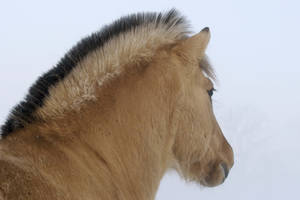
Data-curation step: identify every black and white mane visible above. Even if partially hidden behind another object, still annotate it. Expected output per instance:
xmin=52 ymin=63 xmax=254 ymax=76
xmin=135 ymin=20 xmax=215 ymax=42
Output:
xmin=1 ymin=9 xmax=189 ymax=138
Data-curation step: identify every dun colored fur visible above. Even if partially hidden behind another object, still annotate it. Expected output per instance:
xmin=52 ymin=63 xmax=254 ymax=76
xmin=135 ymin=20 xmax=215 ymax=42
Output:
xmin=0 ymin=10 xmax=234 ymax=200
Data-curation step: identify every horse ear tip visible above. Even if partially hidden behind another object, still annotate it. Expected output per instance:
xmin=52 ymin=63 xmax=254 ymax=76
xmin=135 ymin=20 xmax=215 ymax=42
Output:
xmin=201 ymin=27 xmax=210 ymax=32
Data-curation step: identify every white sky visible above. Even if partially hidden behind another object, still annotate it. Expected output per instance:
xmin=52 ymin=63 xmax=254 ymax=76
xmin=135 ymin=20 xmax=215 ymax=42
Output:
xmin=0 ymin=1 xmax=299 ymax=199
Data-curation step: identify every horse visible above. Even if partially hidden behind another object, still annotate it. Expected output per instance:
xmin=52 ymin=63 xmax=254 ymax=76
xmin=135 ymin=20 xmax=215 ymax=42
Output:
xmin=0 ymin=9 xmax=234 ymax=200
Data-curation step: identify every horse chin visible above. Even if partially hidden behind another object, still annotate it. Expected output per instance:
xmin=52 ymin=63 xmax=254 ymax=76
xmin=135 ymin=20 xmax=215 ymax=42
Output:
xmin=186 ymin=161 xmax=228 ymax=187
xmin=199 ymin=163 xmax=228 ymax=187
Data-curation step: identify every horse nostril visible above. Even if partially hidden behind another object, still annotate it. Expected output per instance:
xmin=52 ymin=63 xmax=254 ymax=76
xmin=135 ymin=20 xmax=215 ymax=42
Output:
xmin=220 ymin=163 xmax=229 ymax=179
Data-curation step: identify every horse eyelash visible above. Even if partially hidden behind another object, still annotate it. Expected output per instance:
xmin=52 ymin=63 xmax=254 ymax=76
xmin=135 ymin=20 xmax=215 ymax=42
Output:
xmin=207 ymin=88 xmax=216 ymax=97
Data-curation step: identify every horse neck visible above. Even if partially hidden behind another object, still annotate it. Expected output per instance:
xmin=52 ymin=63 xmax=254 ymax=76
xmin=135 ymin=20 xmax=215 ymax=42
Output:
xmin=2 ymin=62 xmax=178 ymax=199
xmin=47 ymin=66 xmax=177 ymax=199
xmin=82 ymin=68 xmax=176 ymax=199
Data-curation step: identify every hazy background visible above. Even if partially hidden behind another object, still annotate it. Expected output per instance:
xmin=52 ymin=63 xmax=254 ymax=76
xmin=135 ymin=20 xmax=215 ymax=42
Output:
xmin=0 ymin=1 xmax=299 ymax=199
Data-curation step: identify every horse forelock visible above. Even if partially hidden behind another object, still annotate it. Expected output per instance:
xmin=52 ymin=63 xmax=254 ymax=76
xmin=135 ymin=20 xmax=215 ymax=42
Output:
xmin=0 ymin=9 xmax=190 ymax=138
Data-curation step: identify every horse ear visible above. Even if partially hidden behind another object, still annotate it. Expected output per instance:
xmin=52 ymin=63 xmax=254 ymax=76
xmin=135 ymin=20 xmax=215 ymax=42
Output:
xmin=176 ymin=27 xmax=210 ymax=60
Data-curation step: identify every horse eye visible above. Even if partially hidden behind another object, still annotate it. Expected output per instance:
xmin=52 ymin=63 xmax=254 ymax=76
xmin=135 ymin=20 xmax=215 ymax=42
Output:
xmin=207 ymin=88 xmax=215 ymax=97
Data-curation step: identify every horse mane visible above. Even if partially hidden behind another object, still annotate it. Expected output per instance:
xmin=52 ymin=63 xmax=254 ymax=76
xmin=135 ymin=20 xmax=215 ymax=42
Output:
xmin=1 ymin=9 xmax=192 ymax=138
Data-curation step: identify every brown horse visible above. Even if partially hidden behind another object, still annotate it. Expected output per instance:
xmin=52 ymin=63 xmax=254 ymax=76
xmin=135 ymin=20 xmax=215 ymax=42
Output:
xmin=0 ymin=10 xmax=233 ymax=200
